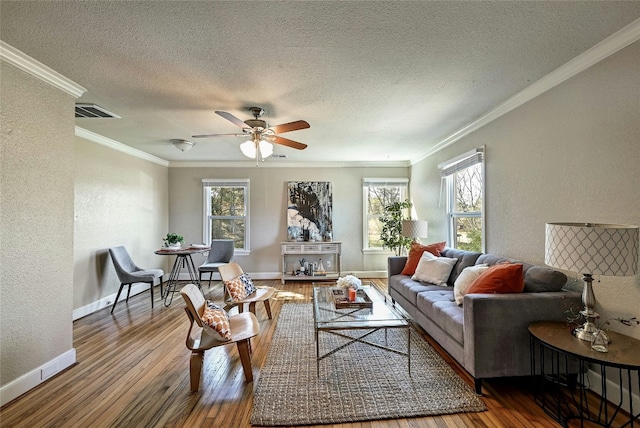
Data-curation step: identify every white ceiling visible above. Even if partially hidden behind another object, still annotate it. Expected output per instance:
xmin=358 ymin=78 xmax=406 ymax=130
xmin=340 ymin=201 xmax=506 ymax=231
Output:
xmin=2 ymin=1 xmax=639 ymax=165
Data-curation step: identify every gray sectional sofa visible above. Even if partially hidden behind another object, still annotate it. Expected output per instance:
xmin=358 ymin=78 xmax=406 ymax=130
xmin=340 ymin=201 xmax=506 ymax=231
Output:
xmin=388 ymin=247 xmax=582 ymax=394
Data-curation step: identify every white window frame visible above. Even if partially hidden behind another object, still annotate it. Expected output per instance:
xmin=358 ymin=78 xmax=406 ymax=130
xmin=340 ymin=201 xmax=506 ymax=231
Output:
xmin=362 ymin=177 xmax=409 ymax=252
xmin=438 ymin=147 xmax=485 ymax=253
xmin=202 ymin=178 xmax=250 ymax=255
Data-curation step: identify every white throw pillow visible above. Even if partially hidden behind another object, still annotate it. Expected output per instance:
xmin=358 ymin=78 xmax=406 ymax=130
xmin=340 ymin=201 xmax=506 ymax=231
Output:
xmin=411 ymin=252 xmax=458 ymax=286
xmin=453 ymin=264 xmax=490 ymax=305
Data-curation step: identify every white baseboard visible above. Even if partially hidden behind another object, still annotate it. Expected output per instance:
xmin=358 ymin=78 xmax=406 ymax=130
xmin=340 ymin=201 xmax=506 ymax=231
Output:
xmin=1 ymin=348 xmax=76 ymax=407
xmin=72 ymin=271 xmax=389 ymax=321
xmin=587 ymin=368 xmax=640 ymax=415
xmin=73 ymin=282 xmax=156 ymax=320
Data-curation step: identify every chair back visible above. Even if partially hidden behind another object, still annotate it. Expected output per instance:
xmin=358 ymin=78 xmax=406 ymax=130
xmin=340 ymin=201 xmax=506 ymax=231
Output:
xmin=218 ymin=262 xmax=244 ymax=283
xmin=108 ymin=246 xmax=138 ymax=282
xmin=180 ymin=283 xmax=206 ymax=328
xmin=206 ymin=239 xmax=235 ymax=264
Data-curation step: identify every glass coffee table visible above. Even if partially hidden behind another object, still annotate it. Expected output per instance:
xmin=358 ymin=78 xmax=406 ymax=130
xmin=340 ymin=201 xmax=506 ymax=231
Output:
xmin=313 ymin=283 xmax=411 ymax=376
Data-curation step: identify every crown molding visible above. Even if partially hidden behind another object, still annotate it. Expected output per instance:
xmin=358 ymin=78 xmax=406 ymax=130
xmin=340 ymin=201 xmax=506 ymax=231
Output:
xmin=169 ymin=160 xmax=410 ymax=168
xmin=412 ymin=17 xmax=640 ymax=164
xmin=75 ymin=127 xmax=169 ymax=167
xmin=0 ymin=40 xmax=86 ymax=98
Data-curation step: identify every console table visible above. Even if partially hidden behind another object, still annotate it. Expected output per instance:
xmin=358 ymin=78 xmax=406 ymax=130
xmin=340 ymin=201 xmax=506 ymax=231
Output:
xmin=529 ymin=321 xmax=640 ymax=427
xmin=281 ymin=242 xmax=341 ymax=284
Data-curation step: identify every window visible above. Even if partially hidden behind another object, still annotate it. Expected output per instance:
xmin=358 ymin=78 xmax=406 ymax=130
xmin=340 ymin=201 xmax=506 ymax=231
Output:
xmin=202 ymin=179 xmax=249 ymax=252
xmin=362 ymin=178 xmax=408 ymax=251
xmin=439 ymin=148 xmax=484 ymax=252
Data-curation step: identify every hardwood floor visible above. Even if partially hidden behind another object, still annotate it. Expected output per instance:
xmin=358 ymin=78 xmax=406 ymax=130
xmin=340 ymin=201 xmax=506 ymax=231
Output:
xmin=0 ymin=279 xmax=627 ymax=427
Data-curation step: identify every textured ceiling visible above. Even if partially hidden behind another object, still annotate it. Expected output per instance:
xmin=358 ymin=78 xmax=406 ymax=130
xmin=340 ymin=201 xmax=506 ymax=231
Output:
xmin=2 ymin=1 xmax=639 ymax=164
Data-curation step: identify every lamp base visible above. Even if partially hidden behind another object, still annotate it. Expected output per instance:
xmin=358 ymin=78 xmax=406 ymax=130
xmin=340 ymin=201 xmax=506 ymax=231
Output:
xmin=573 ymin=320 xmax=610 ymax=343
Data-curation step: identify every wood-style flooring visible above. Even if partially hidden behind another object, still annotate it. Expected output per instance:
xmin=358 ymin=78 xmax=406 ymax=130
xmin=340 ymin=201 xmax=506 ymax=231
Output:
xmin=0 ymin=279 xmax=628 ymax=427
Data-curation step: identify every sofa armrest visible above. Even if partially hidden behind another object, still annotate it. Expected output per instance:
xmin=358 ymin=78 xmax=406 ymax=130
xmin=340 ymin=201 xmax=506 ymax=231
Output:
xmin=388 ymin=256 xmax=407 ymax=278
xmin=463 ymin=291 xmax=582 ymax=379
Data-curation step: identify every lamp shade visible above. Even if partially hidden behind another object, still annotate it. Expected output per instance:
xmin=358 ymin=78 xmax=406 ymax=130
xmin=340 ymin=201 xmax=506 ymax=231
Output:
xmin=402 ymin=220 xmax=429 ymax=239
xmin=545 ymin=223 xmax=639 ymax=276
xmin=240 ymin=139 xmax=273 ymax=159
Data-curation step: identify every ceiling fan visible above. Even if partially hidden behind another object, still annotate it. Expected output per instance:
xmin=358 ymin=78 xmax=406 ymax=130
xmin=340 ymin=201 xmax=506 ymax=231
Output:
xmin=192 ymin=107 xmax=310 ymax=160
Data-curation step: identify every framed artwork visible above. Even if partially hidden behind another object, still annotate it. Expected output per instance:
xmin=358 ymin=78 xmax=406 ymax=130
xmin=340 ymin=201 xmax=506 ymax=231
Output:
xmin=287 ymin=181 xmax=333 ymax=241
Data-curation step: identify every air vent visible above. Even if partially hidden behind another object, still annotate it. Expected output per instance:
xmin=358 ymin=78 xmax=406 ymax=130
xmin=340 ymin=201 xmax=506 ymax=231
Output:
xmin=270 ymin=154 xmax=287 ymax=159
xmin=75 ymin=103 xmax=120 ymax=118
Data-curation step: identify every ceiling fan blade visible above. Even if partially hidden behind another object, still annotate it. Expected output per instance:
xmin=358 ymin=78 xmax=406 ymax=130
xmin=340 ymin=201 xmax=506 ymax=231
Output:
xmin=269 ymin=120 xmax=310 ymax=134
xmin=272 ymin=135 xmax=308 ymax=150
xmin=192 ymin=133 xmax=245 ymax=138
xmin=215 ymin=111 xmax=250 ymax=129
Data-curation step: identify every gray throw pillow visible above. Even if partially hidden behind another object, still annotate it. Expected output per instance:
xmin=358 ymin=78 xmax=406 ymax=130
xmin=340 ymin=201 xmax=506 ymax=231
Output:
xmin=524 ymin=266 xmax=567 ymax=292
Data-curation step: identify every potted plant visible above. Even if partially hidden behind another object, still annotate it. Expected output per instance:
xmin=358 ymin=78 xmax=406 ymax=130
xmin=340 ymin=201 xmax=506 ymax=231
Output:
xmin=163 ymin=233 xmax=184 ymax=249
xmin=379 ymin=199 xmax=413 ymax=256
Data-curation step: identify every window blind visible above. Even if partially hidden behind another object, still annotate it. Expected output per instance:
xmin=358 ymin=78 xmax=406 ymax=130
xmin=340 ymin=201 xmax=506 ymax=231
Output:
xmin=438 ymin=147 xmax=484 ymax=177
xmin=362 ymin=178 xmax=408 ymax=187
xmin=202 ymin=178 xmax=249 ymax=187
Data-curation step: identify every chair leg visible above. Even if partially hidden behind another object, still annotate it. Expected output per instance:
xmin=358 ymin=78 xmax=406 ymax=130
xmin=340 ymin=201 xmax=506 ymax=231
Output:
xmin=236 ymin=339 xmax=253 ymax=382
xmin=208 ymin=272 xmax=213 ymax=289
xmin=159 ymin=275 xmax=163 ymax=297
xmin=149 ymin=281 xmax=154 ymax=309
xmin=126 ymin=284 xmax=131 ymax=302
xmin=190 ymin=350 xmax=205 ymax=392
xmin=248 ymin=301 xmax=257 ymax=315
xmin=111 ymin=283 xmax=126 ymax=314
xmin=264 ymin=299 xmax=273 ymax=319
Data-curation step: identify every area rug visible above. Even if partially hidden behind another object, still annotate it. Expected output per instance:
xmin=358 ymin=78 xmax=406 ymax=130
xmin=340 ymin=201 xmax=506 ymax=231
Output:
xmin=251 ymin=303 xmax=486 ymax=426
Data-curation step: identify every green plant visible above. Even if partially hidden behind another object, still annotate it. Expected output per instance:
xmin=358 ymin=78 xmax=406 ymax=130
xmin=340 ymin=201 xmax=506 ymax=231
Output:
xmin=163 ymin=233 xmax=184 ymax=245
xmin=379 ymin=199 xmax=413 ymax=256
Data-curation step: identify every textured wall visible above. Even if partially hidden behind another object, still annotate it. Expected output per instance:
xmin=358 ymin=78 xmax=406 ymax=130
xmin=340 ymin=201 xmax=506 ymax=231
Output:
xmin=0 ymin=63 xmax=75 ymax=384
xmin=73 ymin=137 xmax=168 ymax=309
xmin=412 ymin=41 xmax=640 ymax=339
xmin=168 ymin=166 xmax=409 ymax=274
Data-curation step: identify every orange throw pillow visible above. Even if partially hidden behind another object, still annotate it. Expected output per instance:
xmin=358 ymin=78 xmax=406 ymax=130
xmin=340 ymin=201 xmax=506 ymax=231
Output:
xmin=400 ymin=241 xmax=446 ymax=276
xmin=466 ymin=263 xmax=525 ymax=295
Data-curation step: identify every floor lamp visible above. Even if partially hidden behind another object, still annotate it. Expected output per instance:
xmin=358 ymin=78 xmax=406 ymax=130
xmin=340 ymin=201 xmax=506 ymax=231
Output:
xmin=545 ymin=222 xmax=639 ymax=342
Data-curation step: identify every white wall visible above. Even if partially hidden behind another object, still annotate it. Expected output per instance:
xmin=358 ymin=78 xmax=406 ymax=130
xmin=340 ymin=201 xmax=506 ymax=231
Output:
xmin=73 ymin=136 xmax=169 ymax=316
xmin=0 ymin=62 xmax=76 ymax=400
xmin=411 ymin=41 xmax=640 ymax=339
xmin=168 ymin=165 xmax=409 ymax=276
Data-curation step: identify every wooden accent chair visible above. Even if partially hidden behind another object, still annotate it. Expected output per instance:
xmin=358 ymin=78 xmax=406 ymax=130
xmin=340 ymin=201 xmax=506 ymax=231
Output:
xmin=217 ymin=262 xmax=275 ymax=319
xmin=108 ymin=246 xmax=164 ymax=314
xmin=180 ymin=283 xmax=260 ymax=392
xmin=198 ymin=239 xmax=235 ymax=289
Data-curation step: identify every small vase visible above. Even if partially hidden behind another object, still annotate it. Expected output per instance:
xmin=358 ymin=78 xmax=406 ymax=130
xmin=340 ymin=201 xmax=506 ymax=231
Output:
xmin=591 ymin=329 xmax=609 ymax=353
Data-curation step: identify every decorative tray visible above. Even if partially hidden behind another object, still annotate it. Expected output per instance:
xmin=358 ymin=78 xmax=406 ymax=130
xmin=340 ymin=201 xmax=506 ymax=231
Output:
xmin=332 ymin=288 xmax=373 ymax=309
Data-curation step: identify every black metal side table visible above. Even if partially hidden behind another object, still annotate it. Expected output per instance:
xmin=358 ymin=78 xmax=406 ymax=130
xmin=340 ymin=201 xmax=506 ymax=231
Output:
xmin=529 ymin=321 xmax=640 ymax=427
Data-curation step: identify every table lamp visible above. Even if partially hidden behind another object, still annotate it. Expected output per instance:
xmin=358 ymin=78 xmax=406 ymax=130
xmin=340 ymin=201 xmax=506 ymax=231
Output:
xmin=402 ymin=220 xmax=429 ymax=243
xmin=545 ymin=222 xmax=639 ymax=342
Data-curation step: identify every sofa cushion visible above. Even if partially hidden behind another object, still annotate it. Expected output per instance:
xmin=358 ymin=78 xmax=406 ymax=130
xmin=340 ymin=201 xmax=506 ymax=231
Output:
xmin=400 ymin=241 xmax=446 ymax=276
xmin=453 ymin=264 xmax=489 ymax=305
xmin=416 ymin=290 xmax=464 ymax=344
xmin=466 ymin=263 xmax=525 ymax=295
xmin=476 ymin=254 xmax=567 ymax=292
xmin=524 ymin=266 xmax=568 ymax=292
xmin=390 ymin=275 xmax=444 ymax=306
xmin=440 ymin=248 xmax=483 ymax=286
xmin=411 ymin=252 xmax=458 ymax=286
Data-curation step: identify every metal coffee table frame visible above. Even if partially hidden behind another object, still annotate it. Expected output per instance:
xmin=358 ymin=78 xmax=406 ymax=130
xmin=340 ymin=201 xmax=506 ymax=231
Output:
xmin=313 ymin=284 xmax=410 ymax=376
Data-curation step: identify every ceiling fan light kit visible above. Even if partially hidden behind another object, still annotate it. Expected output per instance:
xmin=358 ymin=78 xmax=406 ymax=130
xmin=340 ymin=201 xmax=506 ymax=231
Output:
xmin=191 ymin=106 xmax=310 ymax=163
xmin=171 ymin=139 xmax=194 ymax=151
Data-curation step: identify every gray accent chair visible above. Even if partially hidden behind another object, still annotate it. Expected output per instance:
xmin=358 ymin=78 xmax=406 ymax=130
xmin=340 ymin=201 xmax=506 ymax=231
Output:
xmin=198 ymin=239 xmax=235 ymax=288
xmin=108 ymin=246 xmax=164 ymax=314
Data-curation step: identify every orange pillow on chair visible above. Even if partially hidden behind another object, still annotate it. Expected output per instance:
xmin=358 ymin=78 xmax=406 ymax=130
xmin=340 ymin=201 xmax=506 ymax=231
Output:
xmin=465 ymin=263 xmax=525 ymax=295
xmin=400 ymin=241 xmax=446 ymax=276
